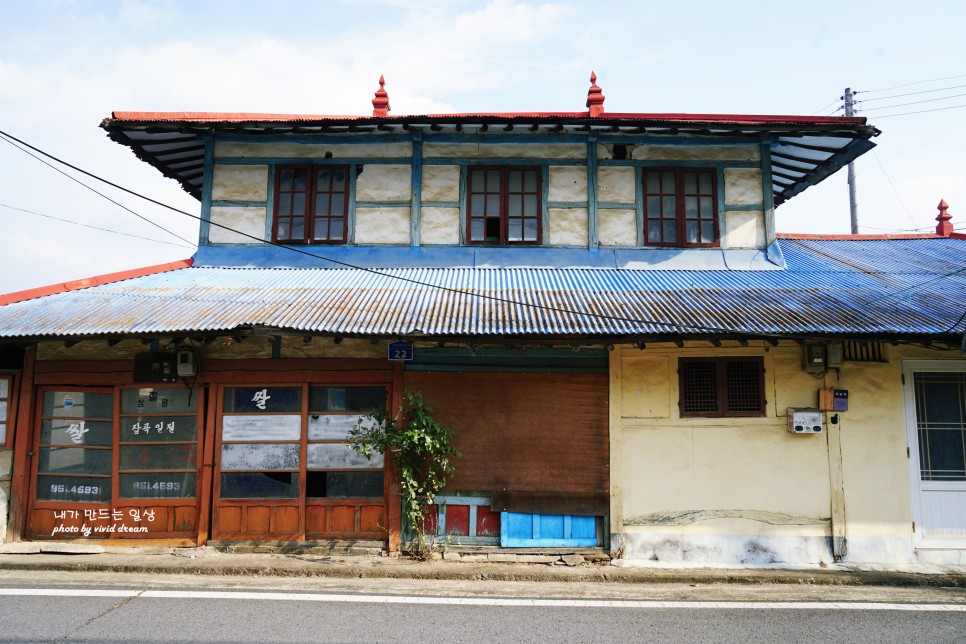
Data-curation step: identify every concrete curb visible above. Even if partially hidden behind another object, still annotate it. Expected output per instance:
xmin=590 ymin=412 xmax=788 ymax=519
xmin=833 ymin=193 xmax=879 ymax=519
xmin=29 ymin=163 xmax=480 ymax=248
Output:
xmin=0 ymin=552 xmax=964 ymax=588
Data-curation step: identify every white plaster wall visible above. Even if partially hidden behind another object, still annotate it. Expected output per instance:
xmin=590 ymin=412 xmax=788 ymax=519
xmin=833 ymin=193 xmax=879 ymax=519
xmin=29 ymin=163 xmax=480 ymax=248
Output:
xmin=356 ymin=165 xmax=411 ymax=202
xmin=548 ymin=167 xmax=587 ymax=202
xmin=547 ymin=208 xmax=588 ymax=246
xmin=354 ymin=207 xmax=410 ymax=244
xmin=211 ymin=165 xmax=269 ymax=202
xmin=208 ymin=206 xmax=267 ymax=244
xmin=724 ymin=168 xmax=763 ymax=206
xmin=598 ymin=210 xmax=637 ymax=247
xmin=723 ymin=210 xmax=765 ymax=248
xmin=420 ymin=207 xmax=460 ymax=245
xmin=597 ymin=167 xmax=636 ymax=203
xmin=423 ymin=143 xmax=585 ymax=159
xmin=421 ymin=165 xmax=460 ymax=202
xmin=630 ymin=145 xmax=760 ymax=162
xmin=214 ymin=141 xmax=412 ymax=159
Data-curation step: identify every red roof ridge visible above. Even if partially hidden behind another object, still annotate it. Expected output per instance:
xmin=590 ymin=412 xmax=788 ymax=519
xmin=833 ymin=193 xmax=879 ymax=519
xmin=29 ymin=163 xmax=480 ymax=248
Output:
xmin=0 ymin=259 xmax=193 ymax=306
xmin=778 ymin=232 xmax=945 ymax=241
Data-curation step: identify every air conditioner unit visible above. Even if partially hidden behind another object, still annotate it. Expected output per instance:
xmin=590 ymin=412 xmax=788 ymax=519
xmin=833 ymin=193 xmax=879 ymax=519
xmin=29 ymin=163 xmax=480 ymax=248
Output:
xmin=787 ymin=408 xmax=823 ymax=434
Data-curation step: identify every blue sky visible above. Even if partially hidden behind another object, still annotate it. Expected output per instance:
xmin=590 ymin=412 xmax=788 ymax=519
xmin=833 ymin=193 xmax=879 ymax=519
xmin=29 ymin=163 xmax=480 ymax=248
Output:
xmin=1 ymin=0 xmax=964 ymax=292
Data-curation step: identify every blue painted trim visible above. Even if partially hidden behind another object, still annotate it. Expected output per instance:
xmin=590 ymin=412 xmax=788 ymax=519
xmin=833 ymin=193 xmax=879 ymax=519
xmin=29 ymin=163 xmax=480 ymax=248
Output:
xmin=635 ymin=165 xmax=644 ymax=246
xmin=541 ymin=165 xmax=550 ymax=243
xmin=725 ymin=204 xmax=765 ymax=211
xmin=411 ymin=133 xmax=422 ymax=247
xmin=347 ymin=164 xmax=357 ymax=244
xmin=761 ymin=141 xmax=777 ymax=254
xmin=355 ymin=200 xmax=411 ymax=208
xmin=215 ymin=157 xmax=412 ymax=166
xmin=424 ymin=158 xmax=585 ymax=167
xmin=216 ymin=133 xmax=413 ymax=145
xmin=420 ymin=201 xmax=459 ymax=208
xmin=716 ymin=167 xmax=727 ymax=245
xmin=434 ymin=495 xmax=492 ymax=506
xmin=504 ymin=538 xmax=601 ymax=547
xmin=587 ymin=135 xmax=599 ymax=250
xmin=199 ymin=136 xmax=214 ymax=245
xmin=210 ymin=200 xmax=267 ymax=208
xmin=499 ymin=511 xmax=600 ymax=547
xmin=599 ymin=202 xmax=635 ymax=210
xmin=546 ymin=201 xmax=588 ymax=209
xmin=264 ymin=165 xmax=276 ymax=242
xmin=596 ymin=160 xmax=760 ymax=169
xmin=458 ymin=164 xmax=467 ymax=243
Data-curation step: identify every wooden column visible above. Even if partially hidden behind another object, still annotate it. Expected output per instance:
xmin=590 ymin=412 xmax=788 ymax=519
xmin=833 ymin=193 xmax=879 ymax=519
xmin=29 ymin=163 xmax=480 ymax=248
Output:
xmin=7 ymin=345 xmax=36 ymax=541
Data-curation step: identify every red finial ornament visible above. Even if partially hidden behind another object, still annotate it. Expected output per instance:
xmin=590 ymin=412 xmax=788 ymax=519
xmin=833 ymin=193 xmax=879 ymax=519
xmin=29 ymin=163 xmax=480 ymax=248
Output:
xmin=586 ymin=71 xmax=605 ymax=117
xmin=372 ymin=75 xmax=390 ymax=117
xmin=936 ymin=199 xmax=954 ymax=237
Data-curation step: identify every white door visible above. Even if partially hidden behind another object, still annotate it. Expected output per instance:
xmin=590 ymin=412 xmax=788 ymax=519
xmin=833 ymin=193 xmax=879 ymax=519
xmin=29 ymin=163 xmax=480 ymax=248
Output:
xmin=904 ymin=361 xmax=966 ymax=548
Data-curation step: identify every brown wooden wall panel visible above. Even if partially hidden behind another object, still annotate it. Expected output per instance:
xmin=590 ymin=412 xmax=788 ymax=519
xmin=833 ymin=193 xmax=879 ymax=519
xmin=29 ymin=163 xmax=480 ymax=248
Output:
xmin=275 ymin=506 xmax=299 ymax=533
xmin=217 ymin=506 xmax=242 ymax=533
xmin=330 ymin=506 xmax=356 ymax=533
xmin=359 ymin=505 xmax=384 ymax=532
xmin=174 ymin=507 xmax=197 ymax=532
xmin=405 ymin=372 xmax=609 ymax=497
xmin=247 ymin=506 xmax=270 ymax=533
xmin=305 ymin=506 xmax=326 ymax=533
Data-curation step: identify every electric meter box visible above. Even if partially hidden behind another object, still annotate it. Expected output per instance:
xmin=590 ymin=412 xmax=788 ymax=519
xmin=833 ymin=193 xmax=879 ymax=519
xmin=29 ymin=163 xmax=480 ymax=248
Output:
xmin=787 ymin=408 xmax=824 ymax=434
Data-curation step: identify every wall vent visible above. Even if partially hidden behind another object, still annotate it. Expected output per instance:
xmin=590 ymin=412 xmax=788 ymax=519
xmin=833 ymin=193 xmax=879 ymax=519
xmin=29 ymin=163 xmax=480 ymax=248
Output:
xmin=843 ymin=341 xmax=887 ymax=362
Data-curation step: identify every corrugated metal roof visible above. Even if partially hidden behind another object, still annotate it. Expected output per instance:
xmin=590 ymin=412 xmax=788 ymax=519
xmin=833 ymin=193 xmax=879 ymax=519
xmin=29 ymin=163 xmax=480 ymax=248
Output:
xmin=1 ymin=239 xmax=962 ymax=342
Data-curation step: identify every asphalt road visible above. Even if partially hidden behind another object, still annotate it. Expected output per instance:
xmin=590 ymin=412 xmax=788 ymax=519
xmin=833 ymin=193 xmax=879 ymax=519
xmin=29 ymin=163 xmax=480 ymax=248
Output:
xmin=0 ymin=571 xmax=963 ymax=643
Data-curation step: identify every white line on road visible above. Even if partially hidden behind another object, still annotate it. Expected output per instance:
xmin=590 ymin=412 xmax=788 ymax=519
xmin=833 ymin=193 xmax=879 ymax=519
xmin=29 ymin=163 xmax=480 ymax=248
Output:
xmin=0 ymin=588 xmax=963 ymax=611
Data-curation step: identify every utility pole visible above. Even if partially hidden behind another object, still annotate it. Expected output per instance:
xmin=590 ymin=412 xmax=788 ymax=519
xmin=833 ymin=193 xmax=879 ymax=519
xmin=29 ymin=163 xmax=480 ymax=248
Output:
xmin=844 ymin=88 xmax=859 ymax=234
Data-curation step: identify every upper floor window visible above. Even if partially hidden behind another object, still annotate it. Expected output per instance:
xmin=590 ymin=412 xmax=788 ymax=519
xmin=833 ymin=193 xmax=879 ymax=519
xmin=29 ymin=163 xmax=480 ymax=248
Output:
xmin=0 ymin=374 xmax=13 ymax=447
xmin=273 ymin=166 xmax=348 ymax=244
xmin=679 ymin=357 xmax=765 ymax=418
xmin=643 ymin=168 xmax=718 ymax=247
xmin=467 ymin=167 xmax=542 ymax=244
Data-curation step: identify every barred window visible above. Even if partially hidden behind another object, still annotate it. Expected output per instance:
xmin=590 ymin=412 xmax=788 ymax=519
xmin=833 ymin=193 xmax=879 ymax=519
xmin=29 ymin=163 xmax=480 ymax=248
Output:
xmin=679 ymin=357 xmax=765 ymax=417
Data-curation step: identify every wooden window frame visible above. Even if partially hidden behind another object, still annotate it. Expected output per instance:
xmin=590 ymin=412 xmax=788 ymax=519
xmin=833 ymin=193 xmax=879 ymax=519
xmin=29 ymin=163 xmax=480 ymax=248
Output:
xmin=272 ymin=165 xmax=350 ymax=245
xmin=679 ymin=357 xmax=766 ymax=418
xmin=0 ymin=371 xmax=17 ymax=449
xmin=466 ymin=166 xmax=543 ymax=245
xmin=643 ymin=167 xmax=719 ymax=248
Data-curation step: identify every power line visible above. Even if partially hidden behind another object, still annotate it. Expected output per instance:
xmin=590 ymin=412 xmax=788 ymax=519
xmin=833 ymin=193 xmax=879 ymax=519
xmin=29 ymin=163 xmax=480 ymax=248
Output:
xmin=812 ymin=98 xmax=841 ymax=116
xmin=871 ymin=102 xmax=966 ymax=119
xmin=869 ymin=151 xmax=917 ymax=229
xmin=857 ymin=83 xmax=966 ymax=102
xmin=858 ymin=74 xmax=966 ymax=94
xmin=0 ymin=202 xmax=195 ymax=249
xmin=858 ymin=91 xmax=966 ymax=112
xmin=1 ymin=128 xmax=961 ymax=338
xmin=0 ymin=133 xmax=195 ymax=246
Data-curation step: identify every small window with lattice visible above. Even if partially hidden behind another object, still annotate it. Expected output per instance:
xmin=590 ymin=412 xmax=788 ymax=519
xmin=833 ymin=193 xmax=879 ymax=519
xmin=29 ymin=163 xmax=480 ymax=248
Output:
xmin=679 ymin=357 xmax=765 ymax=417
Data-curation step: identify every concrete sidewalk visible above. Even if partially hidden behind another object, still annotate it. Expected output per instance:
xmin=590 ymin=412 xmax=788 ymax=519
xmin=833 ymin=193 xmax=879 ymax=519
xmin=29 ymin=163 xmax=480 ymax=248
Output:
xmin=1 ymin=542 xmax=965 ymax=588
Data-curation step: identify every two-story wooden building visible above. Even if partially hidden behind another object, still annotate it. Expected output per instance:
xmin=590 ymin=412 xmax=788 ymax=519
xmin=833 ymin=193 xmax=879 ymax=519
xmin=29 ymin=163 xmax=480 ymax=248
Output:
xmin=1 ymin=76 xmax=964 ymax=566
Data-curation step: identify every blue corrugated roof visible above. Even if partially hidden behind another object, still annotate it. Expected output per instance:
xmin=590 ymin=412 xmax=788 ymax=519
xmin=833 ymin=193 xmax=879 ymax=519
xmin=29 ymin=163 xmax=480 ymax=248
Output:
xmin=0 ymin=238 xmax=962 ymax=341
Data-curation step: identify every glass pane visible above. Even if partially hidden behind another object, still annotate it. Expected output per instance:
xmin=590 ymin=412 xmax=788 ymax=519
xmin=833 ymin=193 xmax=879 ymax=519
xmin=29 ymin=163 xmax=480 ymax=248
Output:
xmin=663 ymin=220 xmax=677 ymax=242
xmin=699 ymin=172 xmax=713 ymax=193
xmin=646 ymin=196 xmax=660 ymax=216
xmin=41 ymin=420 xmax=112 ymax=446
xmin=508 ymin=195 xmax=522 ymax=217
xmin=307 ymin=443 xmax=383 ymax=469
xmin=684 ymin=172 xmax=697 ymax=193
xmin=291 ymin=218 xmax=304 ymax=240
xmin=523 ymin=171 xmax=537 ymax=192
xmin=647 ymin=220 xmax=662 ymax=243
xmin=121 ymin=473 xmax=197 ymax=499
xmin=121 ymin=388 xmax=196 ymax=414
xmin=43 ymin=392 xmax=113 ymax=419
xmin=701 ymin=221 xmax=715 ymax=243
xmin=36 ymin=475 xmax=111 ymax=503
xmin=309 ymin=386 xmax=386 ymax=412
xmin=330 ymin=217 xmax=344 ymax=240
xmin=276 ymin=220 xmax=289 ymax=239
xmin=120 ymin=444 xmax=197 ymax=471
xmin=278 ymin=193 xmax=291 ymax=214
xmin=316 ymin=168 xmax=331 ymax=188
xmin=470 ymin=195 xmax=484 ymax=215
xmin=470 ymin=170 xmax=484 ymax=192
xmin=486 ymin=195 xmax=500 ymax=214
xmin=700 ymin=196 xmax=714 ymax=216
xmin=486 ymin=170 xmax=499 ymax=186
xmin=308 ymin=414 xmax=366 ymax=440
xmin=222 ymin=414 xmax=301 ymax=441
xmin=523 ymin=194 xmax=538 ymax=216
xmin=0 ymin=423 xmax=5 ymax=444
xmin=508 ymin=171 xmax=521 ymax=192
xmin=314 ymin=196 xmax=330 ymax=216
xmin=645 ymin=173 xmax=659 ymax=193
xmin=915 ymin=372 xmax=966 ymax=481
xmin=293 ymin=170 xmax=307 ymax=190
xmin=224 ymin=387 xmax=301 ymax=413
xmin=524 ymin=218 xmax=538 ymax=241
xmin=682 ymin=360 xmax=718 ymax=413
xmin=685 ymin=196 xmax=698 ymax=219
xmin=507 ymin=218 xmax=523 ymax=242
xmin=330 ymin=197 xmax=345 ymax=216
xmin=306 ymin=471 xmax=384 ymax=498
xmin=279 ymin=168 xmax=294 ymax=190
xmin=331 ymin=169 xmax=346 ymax=189
xmin=727 ymin=361 xmax=763 ymax=412
xmin=686 ymin=220 xmax=699 ymax=243
xmin=293 ymin=193 xmax=305 ymax=214
xmin=470 ymin=219 xmax=484 ymax=241
xmin=662 ymin=196 xmax=676 ymax=217
xmin=220 ymin=472 xmax=299 ymax=499
xmin=0 ymin=376 xmax=10 ymax=398
xmin=221 ymin=443 xmax=299 ymax=471
xmin=662 ymin=172 xmax=675 ymax=191
xmin=120 ymin=416 xmax=197 ymax=442
xmin=39 ymin=447 xmax=111 ymax=475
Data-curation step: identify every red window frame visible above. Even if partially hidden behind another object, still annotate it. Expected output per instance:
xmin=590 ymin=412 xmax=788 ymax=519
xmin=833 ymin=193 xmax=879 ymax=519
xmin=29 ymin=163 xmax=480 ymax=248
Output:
xmin=643 ymin=168 xmax=719 ymax=247
xmin=679 ymin=357 xmax=765 ymax=418
xmin=272 ymin=165 xmax=349 ymax=244
xmin=466 ymin=166 xmax=542 ymax=245
xmin=0 ymin=372 xmax=16 ymax=449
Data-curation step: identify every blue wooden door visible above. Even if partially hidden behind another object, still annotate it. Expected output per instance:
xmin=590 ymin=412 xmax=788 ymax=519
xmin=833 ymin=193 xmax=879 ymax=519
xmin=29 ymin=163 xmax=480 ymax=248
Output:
xmin=500 ymin=512 xmax=599 ymax=547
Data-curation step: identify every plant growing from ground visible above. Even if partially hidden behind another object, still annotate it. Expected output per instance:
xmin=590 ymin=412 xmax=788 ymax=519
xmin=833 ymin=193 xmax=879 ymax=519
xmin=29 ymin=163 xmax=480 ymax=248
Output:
xmin=350 ymin=390 xmax=460 ymax=554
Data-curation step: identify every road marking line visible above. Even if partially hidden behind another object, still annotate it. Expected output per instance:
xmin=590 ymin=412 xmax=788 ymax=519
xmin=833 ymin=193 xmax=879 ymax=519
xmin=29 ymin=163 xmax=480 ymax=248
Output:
xmin=0 ymin=588 xmax=963 ymax=611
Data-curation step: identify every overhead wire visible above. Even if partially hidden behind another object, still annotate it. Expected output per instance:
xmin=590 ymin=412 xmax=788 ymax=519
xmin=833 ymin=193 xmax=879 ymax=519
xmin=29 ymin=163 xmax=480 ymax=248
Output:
xmin=857 ymin=83 xmax=966 ymax=102
xmin=869 ymin=151 xmax=918 ymax=229
xmin=1 ymin=128 xmax=962 ymax=340
xmin=870 ymin=103 xmax=966 ymax=119
xmin=857 ymin=74 xmax=966 ymax=94
xmin=0 ymin=202 xmax=195 ymax=249
xmin=858 ymin=91 xmax=966 ymax=112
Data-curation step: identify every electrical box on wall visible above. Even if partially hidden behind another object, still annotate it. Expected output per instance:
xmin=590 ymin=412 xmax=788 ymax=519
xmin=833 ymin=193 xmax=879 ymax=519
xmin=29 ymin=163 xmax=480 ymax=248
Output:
xmin=133 ymin=352 xmax=177 ymax=383
xmin=802 ymin=345 xmax=826 ymax=373
xmin=787 ymin=408 xmax=824 ymax=434
xmin=819 ymin=389 xmax=849 ymax=412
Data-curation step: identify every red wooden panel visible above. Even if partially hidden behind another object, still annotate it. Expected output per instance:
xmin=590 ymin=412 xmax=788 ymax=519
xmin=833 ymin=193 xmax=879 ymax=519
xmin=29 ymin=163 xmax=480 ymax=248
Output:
xmin=274 ymin=506 xmax=299 ymax=533
xmin=476 ymin=505 xmax=501 ymax=537
xmin=173 ymin=506 xmax=197 ymax=532
xmin=420 ymin=505 xmax=438 ymax=536
xmin=445 ymin=505 xmax=470 ymax=536
xmin=359 ymin=505 xmax=384 ymax=533
xmin=329 ymin=505 xmax=356 ymax=533
xmin=247 ymin=506 xmax=271 ymax=533
xmin=305 ymin=506 xmax=327 ymax=534
xmin=27 ymin=509 xmax=56 ymax=539
xmin=218 ymin=506 xmax=242 ymax=533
